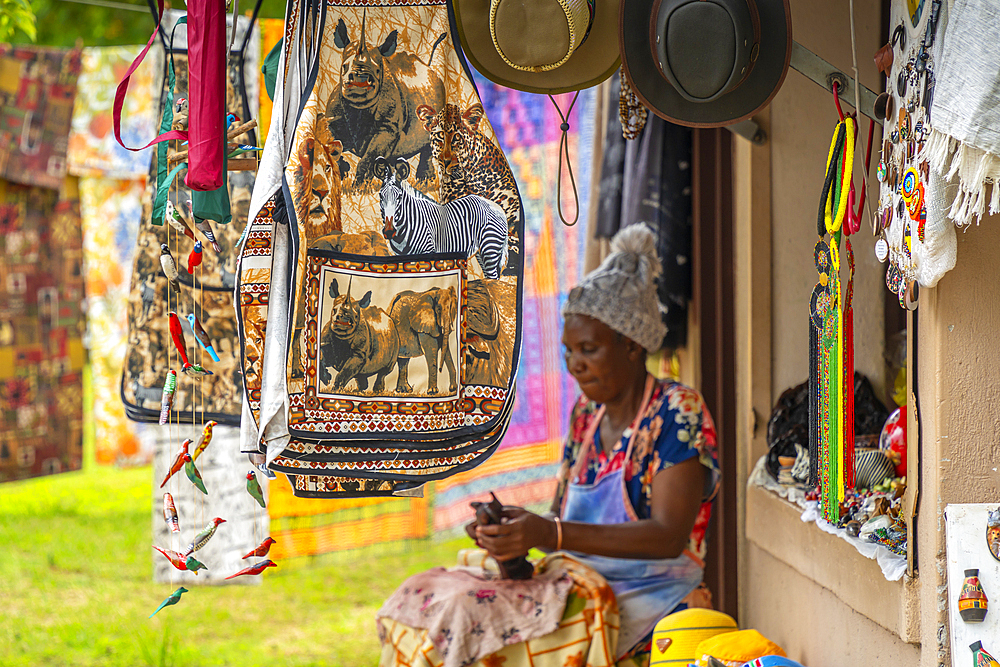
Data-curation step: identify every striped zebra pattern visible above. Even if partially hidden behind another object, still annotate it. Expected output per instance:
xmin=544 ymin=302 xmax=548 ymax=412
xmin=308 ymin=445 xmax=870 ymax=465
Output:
xmin=378 ymin=169 xmax=509 ymax=279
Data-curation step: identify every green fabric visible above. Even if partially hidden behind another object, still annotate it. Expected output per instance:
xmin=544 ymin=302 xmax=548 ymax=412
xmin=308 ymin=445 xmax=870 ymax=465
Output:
xmin=152 ymin=17 xmax=186 ymax=226
xmin=192 ymin=151 xmax=230 ymax=225
xmin=262 ymin=38 xmax=281 ymax=102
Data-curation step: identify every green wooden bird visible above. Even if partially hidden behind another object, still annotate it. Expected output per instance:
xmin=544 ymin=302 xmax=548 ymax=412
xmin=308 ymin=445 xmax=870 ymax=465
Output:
xmin=184 ymin=555 xmax=208 ymax=574
xmin=184 ymin=456 xmax=208 ymax=495
xmin=246 ymin=470 xmax=266 ymax=508
xmin=149 ymin=587 xmax=188 ymax=618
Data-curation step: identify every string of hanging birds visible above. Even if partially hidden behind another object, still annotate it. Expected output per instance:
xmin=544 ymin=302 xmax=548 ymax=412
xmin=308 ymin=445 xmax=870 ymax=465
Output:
xmin=142 ymin=11 xmax=269 ymax=619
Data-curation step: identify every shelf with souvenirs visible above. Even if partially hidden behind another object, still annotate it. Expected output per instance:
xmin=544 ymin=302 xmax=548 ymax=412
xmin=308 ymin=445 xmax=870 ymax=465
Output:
xmin=750 ymin=343 xmax=910 ymax=581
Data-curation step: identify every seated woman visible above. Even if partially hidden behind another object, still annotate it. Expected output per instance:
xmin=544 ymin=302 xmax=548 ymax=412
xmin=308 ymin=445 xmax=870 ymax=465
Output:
xmin=378 ymin=225 xmax=719 ymax=666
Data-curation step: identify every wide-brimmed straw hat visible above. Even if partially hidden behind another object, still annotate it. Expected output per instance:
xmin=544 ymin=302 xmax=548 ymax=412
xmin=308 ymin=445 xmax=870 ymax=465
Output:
xmin=620 ymin=0 xmax=791 ymax=127
xmin=452 ymin=0 xmax=620 ymax=94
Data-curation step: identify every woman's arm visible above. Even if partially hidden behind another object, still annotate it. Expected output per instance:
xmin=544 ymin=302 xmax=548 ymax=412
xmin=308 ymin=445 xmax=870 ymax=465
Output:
xmin=476 ymin=456 xmax=707 ymax=561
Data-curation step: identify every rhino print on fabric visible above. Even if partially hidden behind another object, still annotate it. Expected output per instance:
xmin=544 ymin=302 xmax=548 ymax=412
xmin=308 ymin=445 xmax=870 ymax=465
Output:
xmin=324 ymin=13 xmax=446 ymax=186
xmin=282 ymin=0 xmax=524 ymax=415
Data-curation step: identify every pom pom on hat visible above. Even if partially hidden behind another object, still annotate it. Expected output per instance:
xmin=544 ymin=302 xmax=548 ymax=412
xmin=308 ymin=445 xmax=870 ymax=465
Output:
xmin=562 ymin=224 xmax=667 ymax=352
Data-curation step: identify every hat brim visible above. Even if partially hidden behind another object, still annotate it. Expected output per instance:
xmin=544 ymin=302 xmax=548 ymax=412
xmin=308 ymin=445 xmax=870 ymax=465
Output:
xmin=452 ymin=0 xmax=621 ymax=94
xmin=620 ymin=0 xmax=791 ymax=128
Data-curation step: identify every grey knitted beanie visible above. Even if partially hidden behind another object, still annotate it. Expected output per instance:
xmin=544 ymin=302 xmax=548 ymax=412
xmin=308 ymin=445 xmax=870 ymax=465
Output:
xmin=563 ymin=224 xmax=666 ymax=352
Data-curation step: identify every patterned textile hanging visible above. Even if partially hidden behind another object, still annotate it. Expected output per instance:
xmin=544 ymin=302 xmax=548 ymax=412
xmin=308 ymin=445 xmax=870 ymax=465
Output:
xmin=237 ymin=0 xmax=526 ymax=497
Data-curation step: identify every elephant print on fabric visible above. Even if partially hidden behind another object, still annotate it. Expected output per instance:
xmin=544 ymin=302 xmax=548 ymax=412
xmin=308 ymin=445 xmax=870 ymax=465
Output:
xmin=324 ymin=12 xmax=446 ymax=187
xmin=389 ymin=286 xmax=458 ymax=395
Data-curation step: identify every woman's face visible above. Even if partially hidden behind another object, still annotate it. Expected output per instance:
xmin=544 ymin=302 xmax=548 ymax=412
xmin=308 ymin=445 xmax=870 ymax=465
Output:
xmin=562 ymin=314 xmax=642 ymax=404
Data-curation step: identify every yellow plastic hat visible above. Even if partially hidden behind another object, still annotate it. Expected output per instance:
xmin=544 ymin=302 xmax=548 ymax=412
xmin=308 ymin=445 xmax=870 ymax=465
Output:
xmin=695 ymin=629 xmax=786 ymax=666
xmin=651 ymin=609 xmax=739 ymax=665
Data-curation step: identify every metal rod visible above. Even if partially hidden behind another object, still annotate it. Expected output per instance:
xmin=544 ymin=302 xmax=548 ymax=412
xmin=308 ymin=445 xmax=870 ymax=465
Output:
xmin=790 ymin=41 xmax=881 ymax=122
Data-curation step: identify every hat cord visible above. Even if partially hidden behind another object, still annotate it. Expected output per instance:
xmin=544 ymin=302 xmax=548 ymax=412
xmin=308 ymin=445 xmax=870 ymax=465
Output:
xmin=549 ymin=92 xmax=580 ymax=226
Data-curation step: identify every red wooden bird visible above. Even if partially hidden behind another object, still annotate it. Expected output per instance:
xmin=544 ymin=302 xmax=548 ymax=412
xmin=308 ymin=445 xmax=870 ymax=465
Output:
xmin=187 ymin=241 xmax=203 ymax=274
xmin=242 ymin=537 xmax=276 ymax=559
xmin=153 ymin=545 xmax=189 ymax=572
xmin=168 ymin=312 xmax=191 ymax=366
xmin=225 ymin=559 xmax=276 ymax=580
xmin=160 ymin=439 xmax=192 ymax=488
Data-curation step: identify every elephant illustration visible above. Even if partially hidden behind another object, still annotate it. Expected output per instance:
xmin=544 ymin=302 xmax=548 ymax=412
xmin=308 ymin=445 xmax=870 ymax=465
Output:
xmin=389 ymin=286 xmax=458 ymax=395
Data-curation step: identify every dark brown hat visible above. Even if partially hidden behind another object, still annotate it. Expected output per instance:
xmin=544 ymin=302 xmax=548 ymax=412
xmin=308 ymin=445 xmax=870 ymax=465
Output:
xmin=620 ymin=0 xmax=792 ymax=127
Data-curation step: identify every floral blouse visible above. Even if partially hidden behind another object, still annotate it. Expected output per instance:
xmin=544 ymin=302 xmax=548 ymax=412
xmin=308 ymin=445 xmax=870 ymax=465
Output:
xmin=553 ymin=377 xmax=720 ymax=564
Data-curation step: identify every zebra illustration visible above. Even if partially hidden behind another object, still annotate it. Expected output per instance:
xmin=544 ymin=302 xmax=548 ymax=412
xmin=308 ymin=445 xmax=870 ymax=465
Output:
xmin=376 ymin=157 xmax=509 ymax=280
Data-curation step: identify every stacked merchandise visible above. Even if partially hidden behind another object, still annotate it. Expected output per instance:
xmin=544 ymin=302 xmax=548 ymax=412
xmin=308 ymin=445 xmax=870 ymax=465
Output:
xmin=237 ymin=0 xmax=526 ymax=497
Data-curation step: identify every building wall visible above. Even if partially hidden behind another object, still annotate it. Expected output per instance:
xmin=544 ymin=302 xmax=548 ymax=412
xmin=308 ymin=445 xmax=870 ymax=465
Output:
xmin=736 ymin=0 xmax=923 ymax=662
xmin=737 ymin=0 xmax=1000 ymax=662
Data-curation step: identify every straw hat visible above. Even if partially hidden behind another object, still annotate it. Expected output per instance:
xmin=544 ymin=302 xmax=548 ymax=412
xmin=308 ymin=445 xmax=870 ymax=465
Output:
xmin=619 ymin=0 xmax=791 ymax=127
xmin=452 ymin=0 xmax=620 ymax=94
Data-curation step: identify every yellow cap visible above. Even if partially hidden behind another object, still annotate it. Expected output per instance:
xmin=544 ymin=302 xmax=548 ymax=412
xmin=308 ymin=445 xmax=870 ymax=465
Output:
xmin=695 ymin=629 xmax=786 ymax=666
xmin=651 ymin=609 xmax=739 ymax=665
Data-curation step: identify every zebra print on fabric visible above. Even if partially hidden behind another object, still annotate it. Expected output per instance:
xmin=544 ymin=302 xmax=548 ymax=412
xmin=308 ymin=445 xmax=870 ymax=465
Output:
xmin=378 ymin=159 xmax=509 ymax=280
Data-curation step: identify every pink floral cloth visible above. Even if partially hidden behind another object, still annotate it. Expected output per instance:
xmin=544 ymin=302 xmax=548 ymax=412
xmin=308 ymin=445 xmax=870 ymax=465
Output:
xmin=377 ymin=565 xmax=574 ymax=667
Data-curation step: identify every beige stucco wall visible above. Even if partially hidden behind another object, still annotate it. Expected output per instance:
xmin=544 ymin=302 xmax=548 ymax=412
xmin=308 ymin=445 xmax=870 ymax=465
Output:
xmin=768 ymin=0 xmax=886 ymax=402
xmin=737 ymin=0 xmax=1000 ymax=661
xmin=736 ymin=0 xmax=926 ymax=663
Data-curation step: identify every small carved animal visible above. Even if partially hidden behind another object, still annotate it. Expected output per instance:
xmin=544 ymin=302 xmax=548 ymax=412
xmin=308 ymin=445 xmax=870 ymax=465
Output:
xmin=416 ymin=102 xmax=521 ymax=225
xmin=377 ymin=158 xmax=509 ymax=279
xmin=324 ymin=13 xmax=446 ymax=185
xmin=389 ymin=286 xmax=458 ymax=395
xmin=318 ymin=276 xmax=399 ymax=393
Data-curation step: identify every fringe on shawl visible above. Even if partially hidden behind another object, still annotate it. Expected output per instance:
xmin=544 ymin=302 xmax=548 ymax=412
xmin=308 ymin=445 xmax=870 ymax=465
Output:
xmin=923 ymin=128 xmax=1000 ymax=227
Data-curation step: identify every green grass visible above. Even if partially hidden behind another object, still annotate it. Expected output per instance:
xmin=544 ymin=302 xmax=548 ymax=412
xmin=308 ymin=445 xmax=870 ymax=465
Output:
xmin=0 ymin=466 xmax=465 ymax=666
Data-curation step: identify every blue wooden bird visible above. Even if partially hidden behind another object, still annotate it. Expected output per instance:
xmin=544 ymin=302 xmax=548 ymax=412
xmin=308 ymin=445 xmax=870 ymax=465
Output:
xmin=186 ymin=313 xmax=220 ymax=363
xmin=149 ymin=587 xmax=188 ymax=618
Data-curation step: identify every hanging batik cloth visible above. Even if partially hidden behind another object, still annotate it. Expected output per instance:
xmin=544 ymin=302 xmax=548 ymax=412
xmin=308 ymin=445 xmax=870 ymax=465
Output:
xmin=120 ymin=8 xmax=260 ymax=426
xmin=238 ymin=0 xmax=525 ymax=497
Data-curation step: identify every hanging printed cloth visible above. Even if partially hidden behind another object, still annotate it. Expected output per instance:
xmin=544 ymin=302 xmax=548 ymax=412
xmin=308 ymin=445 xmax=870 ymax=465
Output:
xmin=120 ymin=8 xmax=261 ymax=426
xmin=238 ymin=0 xmax=525 ymax=497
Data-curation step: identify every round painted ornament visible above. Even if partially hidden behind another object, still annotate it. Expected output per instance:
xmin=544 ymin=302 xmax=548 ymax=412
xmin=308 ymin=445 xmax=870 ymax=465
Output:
xmin=878 ymin=406 xmax=907 ymax=478
xmin=875 ymin=237 xmax=889 ymax=263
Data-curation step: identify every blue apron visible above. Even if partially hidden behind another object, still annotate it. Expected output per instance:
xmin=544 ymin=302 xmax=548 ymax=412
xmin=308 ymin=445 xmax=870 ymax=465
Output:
xmin=562 ymin=376 xmax=704 ymax=656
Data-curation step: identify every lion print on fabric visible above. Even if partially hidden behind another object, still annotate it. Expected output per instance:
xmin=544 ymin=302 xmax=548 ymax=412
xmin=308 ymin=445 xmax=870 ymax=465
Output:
xmin=121 ymin=49 xmax=255 ymax=425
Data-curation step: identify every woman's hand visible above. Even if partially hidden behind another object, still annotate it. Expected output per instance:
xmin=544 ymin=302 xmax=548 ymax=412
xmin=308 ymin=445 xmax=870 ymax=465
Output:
xmin=475 ymin=507 xmax=557 ymax=561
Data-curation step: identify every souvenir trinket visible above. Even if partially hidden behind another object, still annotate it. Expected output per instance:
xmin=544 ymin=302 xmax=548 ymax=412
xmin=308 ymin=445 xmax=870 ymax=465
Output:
xmin=159 ymin=244 xmax=181 ymax=291
xmin=159 ymin=439 xmax=191 ymax=488
xmin=971 ymin=641 xmax=1000 ymax=667
xmin=185 ymin=556 xmax=208 ymax=574
xmin=186 ymin=241 xmax=203 ymax=274
xmin=877 ymin=161 xmax=887 ymax=182
xmin=158 ymin=370 xmax=176 ymax=425
xmin=246 ymin=470 xmax=266 ymax=508
xmin=886 ymin=262 xmax=904 ymax=297
xmin=875 ymin=236 xmax=889 ymax=263
xmin=162 ymin=492 xmax=179 ymax=533
xmin=186 ymin=314 xmax=220 ymax=362
xmin=898 ymin=108 xmax=911 ymax=140
xmin=191 ymin=421 xmax=216 ymax=461
xmin=184 ymin=454 xmax=208 ymax=494
xmin=168 ymin=312 xmax=190 ymax=367
xmin=471 ymin=492 xmax=534 ymax=579
xmin=908 ymin=0 xmax=924 ymax=26
xmin=958 ymin=569 xmax=989 ymax=623
xmin=243 ymin=537 xmax=276 ymax=559
xmin=152 ymin=546 xmax=190 ymax=572
xmin=225 ymin=559 xmax=276 ymax=579
xmin=187 ymin=517 xmax=226 ymax=554
xmin=149 ymin=587 xmax=188 ymax=619
xmin=854 ymin=448 xmax=895 ymax=490
xmin=987 ymin=509 xmax=1000 ymax=562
